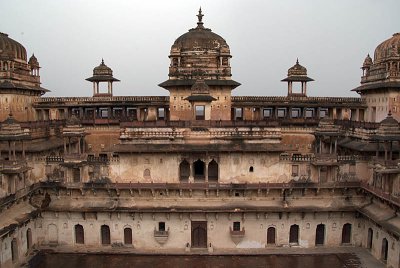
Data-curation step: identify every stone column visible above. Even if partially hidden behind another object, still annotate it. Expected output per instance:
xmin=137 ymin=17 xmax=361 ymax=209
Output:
xmin=205 ymin=161 xmax=209 ymax=182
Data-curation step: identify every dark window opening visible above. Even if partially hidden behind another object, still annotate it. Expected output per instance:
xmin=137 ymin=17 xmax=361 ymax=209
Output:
xmin=381 ymin=238 xmax=388 ymax=262
xmin=159 ymin=222 xmax=166 ymax=232
xmin=194 ymin=159 xmax=205 ymax=181
xmin=233 ymin=222 xmax=241 ymax=231
xmin=11 ymin=238 xmax=18 ymax=262
xmin=179 ymin=160 xmax=190 ymax=182
xmin=26 ymin=228 xmax=32 ymax=250
xmin=73 ymin=168 xmax=80 ymax=183
xmin=267 ymin=227 xmax=276 ymax=245
xmin=124 ymin=228 xmax=132 ymax=245
xmin=315 ymin=224 xmax=325 ymax=246
xmin=249 ymin=166 xmax=254 ymax=172
xmin=341 ymin=223 xmax=352 ymax=244
xmin=101 ymin=225 xmax=111 ymax=245
xmin=208 ymin=160 xmax=218 ymax=181
xmin=75 ymin=224 xmax=84 ymax=244
xmin=292 ymin=165 xmax=299 ymax=176
xmin=289 ymin=224 xmax=299 ymax=244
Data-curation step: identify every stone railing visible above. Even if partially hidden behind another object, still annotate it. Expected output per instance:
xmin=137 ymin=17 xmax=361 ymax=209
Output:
xmin=46 ymin=156 xmax=64 ymax=163
xmin=334 ymin=119 xmax=380 ymax=130
xmin=232 ymin=96 xmax=364 ymax=104
xmin=34 ymin=96 xmax=169 ymax=104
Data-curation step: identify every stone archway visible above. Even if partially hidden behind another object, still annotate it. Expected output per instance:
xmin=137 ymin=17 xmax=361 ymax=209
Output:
xmin=124 ymin=227 xmax=132 ymax=245
xmin=193 ymin=160 xmax=205 ymax=182
xmin=101 ymin=225 xmax=111 ymax=245
xmin=289 ymin=224 xmax=299 ymax=244
xmin=267 ymin=227 xmax=276 ymax=245
xmin=179 ymin=160 xmax=190 ymax=182
xmin=341 ymin=223 xmax=352 ymax=244
xmin=367 ymin=228 xmax=373 ymax=249
xmin=208 ymin=159 xmax=218 ymax=182
xmin=48 ymin=224 xmax=58 ymax=244
xmin=381 ymin=238 xmax=388 ymax=262
xmin=315 ymin=224 xmax=325 ymax=246
xmin=75 ymin=224 xmax=84 ymax=244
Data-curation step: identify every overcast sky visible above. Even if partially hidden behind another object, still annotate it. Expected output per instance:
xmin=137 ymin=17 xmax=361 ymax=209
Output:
xmin=1 ymin=0 xmax=399 ymax=97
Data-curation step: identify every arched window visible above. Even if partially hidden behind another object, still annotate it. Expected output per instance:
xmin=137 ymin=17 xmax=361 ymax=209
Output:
xmin=11 ymin=238 xmax=18 ymax=262
xmin=367 ymin=228 xmax=373 ymax=249
xmin=249 ymin=166 xmax=254 ymax=172
xmin=341 ymin=223 xmax=352 ymax=244
xmin=124 ymin=228 xmax=132 ymax=245
xmin=193 ymin=159 xmax=205 ymax=181
xmin=381 ymin=238 xmax=388 ymax=262
xmin=267 ymin=227 xmax=276 ymax=245
xmin=179 ymin=160 xmax=190 ymax=182
xmin=26 ymin=228 xmax=32 ymax=250
xmin=289 ymin=224 xmax=299 ymax=244
xmin=315 ymin=224 xmax=325 ymax=246
xmin=143 ymin=169 xmax=151 ymax=179
xmin=75 ymin=224 xmax=84 ymax=244
xmin=101 ymin=225 xmax=111 ymax=245
xmin=208 ymin=160 xmax=218 ymax=182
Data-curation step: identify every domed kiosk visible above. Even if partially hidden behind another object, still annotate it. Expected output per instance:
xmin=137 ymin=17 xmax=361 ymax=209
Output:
xmin=159 ymin=9 xmax=240 ymax=121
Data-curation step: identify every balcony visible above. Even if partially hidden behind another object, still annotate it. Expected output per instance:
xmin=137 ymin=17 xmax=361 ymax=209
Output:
xmin=154 ymin=228 xmax=169 ymax=245
xmin=312 ymin=154 xmax=338 ymax=166
xmin=230 ymin=227 xmax=245 ymax=245
xmin=0 ymin=160 xmax=29 ymax=174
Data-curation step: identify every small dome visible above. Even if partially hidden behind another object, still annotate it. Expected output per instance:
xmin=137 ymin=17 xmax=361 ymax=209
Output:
xmin=0 ymin=32 xmax=27 ymax=61
xmin=172 ymin=8 xmax=229 ymax=52
xmin=288 ymin=59 xmax=307 ymax=76
xmin=93 ymin=59 xmax=113 ymax=76
xmin=28 ymin=53 xmax=39 ymax=67
xmin=362 ymin=54 xmax=372 ymax=68
xmin=373 ymin=33 xmax=400 ymax=63
xmin=379 ymin=112 xmax=399 ymax=127
xmin=66 ymin=114 xmax=81 ymax=126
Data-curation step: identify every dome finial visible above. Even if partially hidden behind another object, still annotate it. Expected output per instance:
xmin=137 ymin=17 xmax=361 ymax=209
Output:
xmin=196 ymin=7 xmax=204 ymax=28
xmin=296 ymin=58 xmax=299 ymax=64
xmin=101 ymin=58 xmax=104 ymax=65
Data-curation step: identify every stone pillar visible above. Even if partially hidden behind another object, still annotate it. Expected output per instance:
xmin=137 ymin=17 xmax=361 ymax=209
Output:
xmin=64 ymin=137 xmax=67 ymax=154
xmin=334 ymin=138 xmax=337 ymax=154
xmin=12 ymin=141 xmax=16 ymax=160
xmin=93 ymin=82 xmax=96 ymax=96
xmin=22 ymin=141 xmax=25 ymax=158
xmin=78 ymin=137 xmax=81 ymax=154
xmin=205 ymin=161 xmax=209 ymax=182
xmin=8 ymin=141 xmax=11 ymax=159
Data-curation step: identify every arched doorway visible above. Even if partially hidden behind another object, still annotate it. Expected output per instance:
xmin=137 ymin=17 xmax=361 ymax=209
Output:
xmin=179 ymin=160 xmax=190 ymax=182
xmin=381 ymin=238 xmax=388 ymax=262
xmin=315 ymin=224 xmax=325 ymax=246
xmin=289 ymin=224 xmax=299 ymax=244
xmin=367 ymin=228 xmax=373 ymax=249
xmin=101 ymin=225 xmax=111 ymax=245
xmin=11 ymin=238 xmax=18 ymax=262
xmin=26 ymin=228 xmax=32 ymax=250
xmin=193 ymin=160 xmax=205 ymax=181
xmin=191 ymin=221 xmax=207 ymax=248
xmin=208 ymin=160 xmax=218 ymax=182
xmin=124 ymin=228 xmax=132 ymax=245
xmin=75 ymin=224 xmax=84 ymax=244
xmin=341 ymin=223 xmax=352 ymax=244
xmin=267 ymin=227 xmax=276 ymax=245
xmin=48 ymin=224 xmax=58 ymax=244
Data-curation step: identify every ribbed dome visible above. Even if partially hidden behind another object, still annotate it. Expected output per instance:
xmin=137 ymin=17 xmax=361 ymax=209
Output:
xmin=172 ymin=9 xmax=229 ymax=51
xmin=288 ymin=59 xmax=307 ymax=76
xmin=373 ymin=33 xmax=400 ymax=63
xmin=0 ymin=32 xmax=27 ymax=61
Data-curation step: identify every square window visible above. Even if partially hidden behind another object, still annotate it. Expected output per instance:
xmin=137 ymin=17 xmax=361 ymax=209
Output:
xmin=292 ymin=165 xmax=299 ymax=176
xmin=233 ymin=222 xmax=241 ymax=231
xmin=195 ymin=106 xmax=205 ymax=120
xmin=158 ymin=222 xmax=166 ymax=232
xmin=277 ymin=108 xmax=286 ymax=118
xmin=263 ymin=109 xmax=272 ymax=118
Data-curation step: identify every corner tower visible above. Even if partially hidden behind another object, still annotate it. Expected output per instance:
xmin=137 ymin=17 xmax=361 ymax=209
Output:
xmin=159 ymin=8 xmax=240 ymax=121
xmin=354 ymin=33 xmax=400 ymax=122
xmin=0 ymin=32 xmax=48 ymax=121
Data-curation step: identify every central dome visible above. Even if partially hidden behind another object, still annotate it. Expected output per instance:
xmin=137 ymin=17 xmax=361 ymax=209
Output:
xmin=165 ymin=8 xmax=233 ymax=82
xmin=0 ymin=32 xmax=27 ymax=62
xmin=172 ymin=11 xmax=229 ymax=51
xmin=373 ymin=33 xmax=400 ymax=63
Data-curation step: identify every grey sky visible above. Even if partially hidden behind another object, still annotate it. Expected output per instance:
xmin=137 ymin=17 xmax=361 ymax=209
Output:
xmin=1 ymin=0 xmax=399 ymax=97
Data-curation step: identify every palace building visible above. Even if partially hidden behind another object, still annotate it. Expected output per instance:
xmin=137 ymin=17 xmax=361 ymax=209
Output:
xmin=1 ymin=8 xmax=400 ymax=268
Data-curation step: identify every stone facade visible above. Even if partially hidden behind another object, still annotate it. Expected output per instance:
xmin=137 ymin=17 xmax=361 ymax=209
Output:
xmin=0 ymin=9 xmax=400 ymax=268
